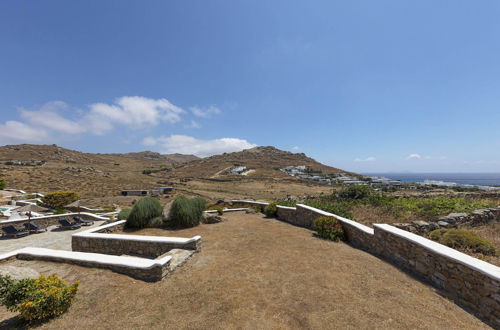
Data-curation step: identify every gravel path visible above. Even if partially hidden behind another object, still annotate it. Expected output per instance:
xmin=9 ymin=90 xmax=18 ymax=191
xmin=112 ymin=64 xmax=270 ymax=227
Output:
xmin=0 ymin=221 xmax=104 ymax=253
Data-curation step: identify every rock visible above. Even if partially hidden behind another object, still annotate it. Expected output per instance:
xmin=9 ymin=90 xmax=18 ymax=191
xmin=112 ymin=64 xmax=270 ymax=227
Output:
xmin=245 ymin=208 xmax=257 ymax=214
xmin=202 ymin=214 xmax=226 ymax=224
xmin=0 ymin=266 xmax=39 ymax=281
xmin=437 ymin=221 xmax=450 ymax=228
xmin=412 ymin=221 xmax=430 ymax=227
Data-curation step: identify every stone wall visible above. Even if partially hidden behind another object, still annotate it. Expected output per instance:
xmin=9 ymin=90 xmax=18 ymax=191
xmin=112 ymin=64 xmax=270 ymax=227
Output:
xmin=72 ymin=221 xmax=201 ymax=258
xmin=394 ymin=206 xmax=500 ymax=234
xmin=0 ymin=212 xmax=110 ymax=229
xmin=373 ymin=225 xmax=499 ymax=326
xmin=250 ymin=200 xmax=499 ymax=326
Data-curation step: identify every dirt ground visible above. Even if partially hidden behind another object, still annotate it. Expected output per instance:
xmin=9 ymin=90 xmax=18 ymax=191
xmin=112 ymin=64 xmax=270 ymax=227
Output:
xmin=0 ymin=213 xmax=491 ymax=329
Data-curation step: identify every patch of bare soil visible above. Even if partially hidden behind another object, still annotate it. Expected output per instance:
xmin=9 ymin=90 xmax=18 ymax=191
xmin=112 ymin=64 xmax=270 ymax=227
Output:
xmin=0 ymin=213 xmax=490 ymax=329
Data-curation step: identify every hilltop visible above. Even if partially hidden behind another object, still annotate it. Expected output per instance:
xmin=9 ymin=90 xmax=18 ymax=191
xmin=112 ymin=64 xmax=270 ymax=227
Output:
xmin=169 ymin=146 xmax=348 ymax=179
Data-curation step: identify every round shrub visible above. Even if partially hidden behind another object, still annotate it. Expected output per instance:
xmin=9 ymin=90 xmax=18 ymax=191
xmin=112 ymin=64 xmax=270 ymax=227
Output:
xmin=41 ymin=191 xmax=79 ymax=210
xmin=0 ymin=274 xmax=79 ymax=321
xmin=169 ymin=196 xmax=206 ymax=228
xmin=429 ymin=229 xmax=496 ymax=256
xmin=117 ymin=208 xmax=131 ymax=220
xmin=0 ymin=179 xmax=6 ymax=190
xmin=314 ymin=216 xmax=345 ymax=241
xmin=126 ymin=197 xmax=163 ymax=228
xmin=337 ymin=185 xmax=373 ymax=201
xmin=264 ymin=202 xmax=277 ymax=217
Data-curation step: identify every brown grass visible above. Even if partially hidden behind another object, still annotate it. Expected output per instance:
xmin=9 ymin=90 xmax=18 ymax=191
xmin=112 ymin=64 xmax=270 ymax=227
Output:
xmin=463 ymin=222 xmax=500 ymax=266
xmin=0 ymin=213 xmax=490 ymax=329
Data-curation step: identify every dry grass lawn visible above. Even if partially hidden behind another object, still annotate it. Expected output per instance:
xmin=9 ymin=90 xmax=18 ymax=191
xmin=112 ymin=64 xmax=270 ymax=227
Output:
xmin=0 ymin=213 xmax=491 ymax=329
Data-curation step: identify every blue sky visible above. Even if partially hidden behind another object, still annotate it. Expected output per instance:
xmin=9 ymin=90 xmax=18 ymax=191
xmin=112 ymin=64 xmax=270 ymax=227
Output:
xmin=0 ymin=1 xmax=499 ymax=172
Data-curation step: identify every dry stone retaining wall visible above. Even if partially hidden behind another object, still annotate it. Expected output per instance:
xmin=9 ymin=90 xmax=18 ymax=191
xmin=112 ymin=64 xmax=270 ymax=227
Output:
xmin=0 ymin=212 xmax=110 ymax=229
xmin=233 ymin=199 xmax=500 ymax=327
xmin=72 ymin=221 xmax=201 ymax=258
xmin=394 ymin=206 xmax=500 ymax=234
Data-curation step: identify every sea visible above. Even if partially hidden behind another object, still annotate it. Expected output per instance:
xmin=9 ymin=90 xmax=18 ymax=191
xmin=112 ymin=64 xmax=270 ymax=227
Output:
xmin=362 ymin=173 xmax=500 ymax=188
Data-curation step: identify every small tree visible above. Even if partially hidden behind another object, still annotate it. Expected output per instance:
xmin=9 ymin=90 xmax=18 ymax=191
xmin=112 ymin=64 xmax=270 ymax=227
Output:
xmin=126 ymin=197 xmax=163 ymax=228
xmin=0 ymin=179 xmax=6 ymax=190
xmin=41 ymin=191 xmax=79 ymax=209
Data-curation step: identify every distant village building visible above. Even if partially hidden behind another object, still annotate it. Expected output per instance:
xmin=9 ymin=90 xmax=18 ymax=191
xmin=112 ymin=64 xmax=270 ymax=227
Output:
xmin=121 ymin=190 xmax=149 ymax=197
xmin=230 ymin=166 xmax=247 ymax=175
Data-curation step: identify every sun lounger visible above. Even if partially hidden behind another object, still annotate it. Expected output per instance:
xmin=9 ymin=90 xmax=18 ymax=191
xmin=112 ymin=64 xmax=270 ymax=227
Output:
xmin=2 ymin=225 xmax=29 ymax=238
xmin=58 ymin=219 xmax=81 ymax=230
xmin=24 ymin=222 xmax=48 ymax=233
xmin=73 ymin=216 xmax=94 ymax=226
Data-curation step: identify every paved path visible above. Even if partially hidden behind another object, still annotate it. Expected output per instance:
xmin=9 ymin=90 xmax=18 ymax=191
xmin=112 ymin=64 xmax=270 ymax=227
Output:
xmin=0 ymin=221 xmax=104 ymax=254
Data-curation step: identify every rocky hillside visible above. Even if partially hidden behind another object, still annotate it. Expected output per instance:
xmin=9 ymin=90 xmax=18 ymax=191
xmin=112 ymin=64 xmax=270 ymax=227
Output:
xmin=0 ymin=144 xmax=197 ymax=198
xmin=169 ymin=146 xmax=349 ymax=180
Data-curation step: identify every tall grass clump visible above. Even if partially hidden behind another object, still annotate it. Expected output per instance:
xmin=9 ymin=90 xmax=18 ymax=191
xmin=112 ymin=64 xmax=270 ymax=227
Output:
xmin=118 ymin=208 xmax=131 ymax=220
xmin=169 ymin=196 xmax=206 ymax=228
xmin=126 ymin=197 xmax=163 ymax=228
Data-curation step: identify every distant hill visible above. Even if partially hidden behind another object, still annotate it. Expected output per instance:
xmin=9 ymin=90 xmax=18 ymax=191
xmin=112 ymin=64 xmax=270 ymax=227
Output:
xmin=169 ymin=146 xmax=349 ymax=180
xmin=0 ymin=144 xmax=352 ymax=199
xmin=0 ymin=144 xmax=197 ymax=198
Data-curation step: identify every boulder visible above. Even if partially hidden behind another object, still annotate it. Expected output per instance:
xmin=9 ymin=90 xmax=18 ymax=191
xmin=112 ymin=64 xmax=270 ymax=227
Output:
xmin=437 ymin=221 xmax=450 ymax=228
xmin=0 ymin=266 xmax=39 ymax=281
xmin=245 ymin=208 xmax=257 ymax=214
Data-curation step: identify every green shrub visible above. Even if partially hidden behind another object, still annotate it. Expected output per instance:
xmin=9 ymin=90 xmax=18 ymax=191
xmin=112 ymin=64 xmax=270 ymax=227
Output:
xmin=264 ymin=202 xmax=278 ymax=217
xmin=169 ymin=196 xmax=206 ymax=228
xmin=0 ymin=275 xmax=79 ymax=322
xmin=314 ymin=216 xmax=345 ymax=241
xmin=149 ymin=216 xmax=164 ymax=227
xmin=126 ymin=197 xmax=163 ymax=228
xmin=429 ymin=229 xmax=496 ymax=255
xmin=41 ymin=191 xmax=79 ymax=210
xmin=117 ymin=208 xmax=131 ymax=220
xmin=142 ymin=169 xmax=152 ymax=175
xmin=0 ymin=179 xmax=6 ymax=190
xmin=53 ymin=209 xmax=68 ymax=215
xmin=337 ymin=185 xmax=373 ymax=201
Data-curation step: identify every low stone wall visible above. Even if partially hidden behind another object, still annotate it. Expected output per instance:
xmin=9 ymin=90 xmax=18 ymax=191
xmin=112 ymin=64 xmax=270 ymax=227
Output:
xmin=253 ymin=201 xmax=499 ymax=326
xmin=394 ymin=206 xmax=500 ymax=234
xmin=0 ymin=212 xmax=110 ymax=229
xmin=72 ymin=221 xmax=201 ymax=258
xmin=2 ymin=247 xmax=171 ymax=282
xmin=373 ymin=225 xmax=499 ymax=325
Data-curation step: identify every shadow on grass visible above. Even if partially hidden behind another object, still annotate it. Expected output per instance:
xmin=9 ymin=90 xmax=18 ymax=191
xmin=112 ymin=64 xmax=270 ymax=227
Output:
xmin=0 ymin=314 xmax=53 ymax=329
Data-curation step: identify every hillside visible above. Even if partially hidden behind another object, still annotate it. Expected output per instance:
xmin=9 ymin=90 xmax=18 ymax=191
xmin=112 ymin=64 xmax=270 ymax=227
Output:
xmin=0 ymin=144 xmax=196 ymax=199
xmin=0 ymin=144 xmax=352 ymax=203
xmin=169 ymin=146 xmax=348 ymax=180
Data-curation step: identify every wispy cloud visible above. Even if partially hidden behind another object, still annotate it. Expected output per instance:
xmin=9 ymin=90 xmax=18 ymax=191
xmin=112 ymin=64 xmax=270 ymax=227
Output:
xmin=141 ymin=135 xmax=256 ymax=157
xmin=0 ymin=97 xmax=220 ymax=144
xmin=190 ymin=106 xmax=221 ymax=118
xmin=185 ymin=120 xmax=201 ymax=129
xmin=292 ymin=146 xmax=300 ymax=150
xmin=405 ymin=153 xmax=422 ymax=160
xmin=354 ymin=156 xmax=376 ymax=162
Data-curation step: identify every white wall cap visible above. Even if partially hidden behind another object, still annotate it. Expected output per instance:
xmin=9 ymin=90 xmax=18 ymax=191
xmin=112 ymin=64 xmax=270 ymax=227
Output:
xmin=374 ymin=224 xmax=500 ymax=281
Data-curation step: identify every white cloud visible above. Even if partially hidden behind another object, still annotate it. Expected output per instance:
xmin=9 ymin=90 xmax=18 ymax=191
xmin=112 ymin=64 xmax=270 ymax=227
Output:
xmin=19 ymin=101 xmax=85 ymax=134
xmin=185 ymin=120 xmax=201 ymax=129
xmin=406 ymin=153 xmax=422 ymax=160
xmin=292 ymin=146 xmax=300 ymax=150
xmin=86 ymin=96 xmax=184 ymax=134
xmin=142 ymin=135 xmax=257 ymax=157
xmin=0 ymin=121 xmax=50 ymax=144
xmin=190 ymin=106 xmax=221 ymax=118
xmin=354 ymin=156 xmax=376 ymax=162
